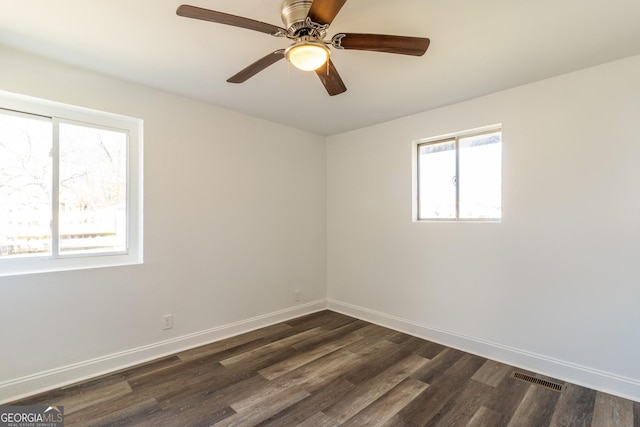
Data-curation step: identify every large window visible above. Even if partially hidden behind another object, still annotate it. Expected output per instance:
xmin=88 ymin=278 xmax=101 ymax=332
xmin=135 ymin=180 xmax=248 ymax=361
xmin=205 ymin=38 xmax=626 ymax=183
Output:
xmin=416 ymin=127 xmax=502 ymax=221
xmin=0 ymin=91 xmax=142 ymax=275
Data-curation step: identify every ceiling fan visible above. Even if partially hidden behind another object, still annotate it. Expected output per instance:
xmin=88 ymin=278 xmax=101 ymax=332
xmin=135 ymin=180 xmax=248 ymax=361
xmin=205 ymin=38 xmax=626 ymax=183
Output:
xmin=177 ymin=0 xmax=430 ymax=96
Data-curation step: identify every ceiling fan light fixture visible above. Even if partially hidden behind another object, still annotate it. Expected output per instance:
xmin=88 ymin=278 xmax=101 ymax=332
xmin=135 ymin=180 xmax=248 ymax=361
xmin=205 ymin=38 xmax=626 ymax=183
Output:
xmin=285 ymin=41 xmax=330 ymax=71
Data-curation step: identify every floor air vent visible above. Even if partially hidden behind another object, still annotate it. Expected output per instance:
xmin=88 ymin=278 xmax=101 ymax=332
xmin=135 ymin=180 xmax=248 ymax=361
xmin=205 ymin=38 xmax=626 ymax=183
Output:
xmin=511 ymin=371 xmax=565 ymax=392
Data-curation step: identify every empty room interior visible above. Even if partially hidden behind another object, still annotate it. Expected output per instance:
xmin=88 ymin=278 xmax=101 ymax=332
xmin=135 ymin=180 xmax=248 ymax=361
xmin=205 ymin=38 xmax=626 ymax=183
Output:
xmin=1 ymin=0 xmax=640 ymax=425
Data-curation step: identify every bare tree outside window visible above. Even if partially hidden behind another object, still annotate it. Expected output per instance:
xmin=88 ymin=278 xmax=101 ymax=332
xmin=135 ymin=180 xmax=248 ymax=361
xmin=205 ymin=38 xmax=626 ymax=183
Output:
xmin=0 ymin=112 xmax=52 ymax=256
xmin=59 ymin=123 xmax=127 ymax=254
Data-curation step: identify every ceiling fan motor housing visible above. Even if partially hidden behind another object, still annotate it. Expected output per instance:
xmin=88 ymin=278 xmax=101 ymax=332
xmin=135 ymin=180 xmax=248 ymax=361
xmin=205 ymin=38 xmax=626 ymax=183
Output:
xmin=281 ymin=0 xmax=313 ymax=35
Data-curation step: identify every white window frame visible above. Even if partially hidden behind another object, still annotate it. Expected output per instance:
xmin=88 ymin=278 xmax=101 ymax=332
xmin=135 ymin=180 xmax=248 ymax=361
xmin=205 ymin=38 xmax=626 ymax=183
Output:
xmin=0 ymin=90 xmax=143 ymax=276
xmin=413 ymin=125 xmax=502 ymax=222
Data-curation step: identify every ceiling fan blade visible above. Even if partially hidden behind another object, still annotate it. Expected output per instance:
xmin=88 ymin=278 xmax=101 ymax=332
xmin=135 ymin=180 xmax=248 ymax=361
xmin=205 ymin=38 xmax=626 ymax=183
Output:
xmin=177 ymin=5 xmax=287 ymax=37
xmin=307 ymin=0 xmax=347 ymax=26
xmin=332 ymin=33 xmax=430 ymax=56
xmin=227 ymin=50 xmax=286 ymax=83
xmin=315 ymin=59 xmax=347 ymax=96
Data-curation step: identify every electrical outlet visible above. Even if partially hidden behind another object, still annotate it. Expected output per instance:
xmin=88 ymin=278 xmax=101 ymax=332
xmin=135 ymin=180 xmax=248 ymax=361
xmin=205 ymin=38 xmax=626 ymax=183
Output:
xmin=162 ymin=314 xmax=174 ymax=330
xmin=294 ymin=290 xmax=301 ymax=302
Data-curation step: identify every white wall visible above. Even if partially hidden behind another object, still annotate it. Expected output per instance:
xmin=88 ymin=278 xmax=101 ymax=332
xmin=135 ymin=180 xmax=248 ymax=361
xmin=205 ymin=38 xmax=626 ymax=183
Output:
xmin=327 ymin=55 xmax=640 ymax=400
xmin=0 ymin=46 xmax=327 ymax=402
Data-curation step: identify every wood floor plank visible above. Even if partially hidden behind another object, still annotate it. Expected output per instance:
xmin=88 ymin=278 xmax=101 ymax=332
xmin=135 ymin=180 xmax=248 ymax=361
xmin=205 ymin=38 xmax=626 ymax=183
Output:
xmin=215 ymin=387 xmax=311 ymax=427
xmin=343 ymin=334 xmax=398 ymax=359
xmin=291 ymin=319 xmax=369 ymax=352
xmin=388 ymin=331 xmax=418 ymax=345
xmin=282 ymin=310 xmax=331 ymax=326
xmin=202 ymin=372 xmax=269 ymax=406
xmin=399 ymin=353 xmax=487 ymax=426
xmin=310 ymin=312 xmax=366 ymax=331
xmin=471 ymin=359 xmax=512 ymax=387
xmin=66 ymin=397 xmax=160 ymax=427
xmin=47 ymin=381 xmax=133 ymax=415
xmin=259 ymin=331 xmax=363 ymax=380
xmin=412 ymin=347 xmax=467 ymax=384
xmin=221 ymin=345 xmax=299 ymax=377
xmin=11 ymin=371 xmax=128 ymax=408
xmin=296 ymin=411 xmax=338 ymax=427
xmin=481 ymin=368 xmax=531 ymax=422
xmin=9 ymin=310 xmax=638 ymax=426
xmin=61 ymin=382 xmax=159 ymax=425
xmin=591 ymin=391 xmax=635 ymax=427
xmin=414 ymin=340 xmax=448 ymax=360
xmin=256 ymin=378 xmax=355 ymax=427
xmin=548 ymin=383 xmax=596 ymax=427
xmin=506 ymin=384 xmax=562 ymax=427
xmin=342 ymin=377 xmax=429 ymax=427
xmin=114 ymin=347 xmax=289 ymax=422
xmin=113 ymin=355 xmax=183 ymax=383
xmin=398 ymin=336 xmax=436 ymax=355
xmin=427 ymin=378 xmax=495 ymax=426
xmin=154 ymin=363 xmax=259 ymax=407
xmin=178 ymin=337 xmax=273 ymax=365
xmin=219 ymin=327 xmax=324 ymax=366
xmin=153 ymin=374 xmax=267 ymax=425
xmin=284 ymin=310 xmax=353 ymax=331
xmin=128 ymin=358 xmax=226 ymax=398
xmin=279 ymin=348 xmax=362 ymax=391
xmin=324 ymin=354 xmax=429 ymax=423
xmin=466 ymin=405 xmax=505 ymax=427
xmin=352 ymin=323 xmax=400 ymax=341
xmin=230 ymin=349 xmax=361 ymax=413
xmin=128 ymin=402 xmax=235 ymax=427
xmin=343 ymin=337 xmax=427 ymax=386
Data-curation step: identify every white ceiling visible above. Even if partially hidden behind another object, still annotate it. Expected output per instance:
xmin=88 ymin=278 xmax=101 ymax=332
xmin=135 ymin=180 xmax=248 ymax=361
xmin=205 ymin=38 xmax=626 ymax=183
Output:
xmin=1 ymin=0 xmax=639 ymax=135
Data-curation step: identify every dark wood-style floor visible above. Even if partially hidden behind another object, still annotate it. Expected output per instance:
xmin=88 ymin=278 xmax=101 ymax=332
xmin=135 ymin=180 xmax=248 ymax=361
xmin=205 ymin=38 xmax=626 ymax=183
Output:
xmin=12 ymin=310 xmax=640 ymax=426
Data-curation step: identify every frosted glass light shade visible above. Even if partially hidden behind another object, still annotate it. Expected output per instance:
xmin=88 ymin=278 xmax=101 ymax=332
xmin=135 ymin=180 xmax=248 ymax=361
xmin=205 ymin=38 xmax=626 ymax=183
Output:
xmin=286 ymin=42 xmax=330 ymax=71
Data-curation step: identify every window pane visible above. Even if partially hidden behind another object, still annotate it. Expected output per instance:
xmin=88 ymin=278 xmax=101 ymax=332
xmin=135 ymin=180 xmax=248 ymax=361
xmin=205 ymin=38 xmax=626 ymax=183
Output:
xmin=59 ymin=123 xmax=127 ymax=254
xmin=418 ymin=140 xmax=456 ymax=219
xmin=0 ymin=111 xmax=53 ymax=257
xmin=458 ymin=131 xmax=502 ymax=219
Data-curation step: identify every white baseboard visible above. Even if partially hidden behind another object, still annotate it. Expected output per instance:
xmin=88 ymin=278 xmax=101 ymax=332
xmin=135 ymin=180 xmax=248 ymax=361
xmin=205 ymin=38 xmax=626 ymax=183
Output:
xmin=0 ymin=300 xmax=328 ymax=404
xmin=327 ymin=299 xmax=640 ymax=403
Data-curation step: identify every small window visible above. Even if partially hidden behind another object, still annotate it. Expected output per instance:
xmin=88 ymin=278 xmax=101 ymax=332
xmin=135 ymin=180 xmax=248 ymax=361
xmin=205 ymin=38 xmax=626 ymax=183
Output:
xmin=0 ymin=91 xmax=142 ymax=276
xmin=416 ymin=128 xmax=502 ymax=221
